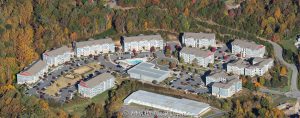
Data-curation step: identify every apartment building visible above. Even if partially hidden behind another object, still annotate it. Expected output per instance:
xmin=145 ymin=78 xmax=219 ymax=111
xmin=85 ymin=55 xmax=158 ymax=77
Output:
xmin=227 ymin=58 xmax=274 ymax=77
xmin=17 ymin=60 xmax=48 ymax=84
xmin=78 ymin=73 xmax=115 ymax=98
xmin=182 ymin=32 xmax=216 ymax=48
xmin=231 ymin=39 xmax=266 ymax=58
xmin=121 ymin=34 xmax=164 ymax=52
xmin=75 ymin=38 xmax=115 ymax=57
xmin=180 ymin=47 xmax=214 ymax=67
xmin=42 ymin=46 xmax=74 ymax=66
xmin=211 ymin=75 xmax=242 ymax=98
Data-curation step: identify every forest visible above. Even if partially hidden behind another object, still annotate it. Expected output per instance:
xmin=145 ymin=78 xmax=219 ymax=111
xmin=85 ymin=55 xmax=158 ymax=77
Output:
xmin=0 ymin=0 xmax=299 ymax=117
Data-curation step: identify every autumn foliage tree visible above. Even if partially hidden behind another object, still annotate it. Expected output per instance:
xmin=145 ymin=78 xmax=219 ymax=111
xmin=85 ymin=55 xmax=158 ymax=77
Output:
xmin=280 ymin=66 xmax=287 ymax=76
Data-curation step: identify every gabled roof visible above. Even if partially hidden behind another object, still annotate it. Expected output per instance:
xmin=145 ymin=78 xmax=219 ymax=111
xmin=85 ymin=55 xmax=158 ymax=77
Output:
xmin=212 ymin=77 xmax=241 ymax=89
xmin=232 ymin=39 xmax=265 ymax=50
xmin=75 ymin=38 xmax=114 ymax=48
xmin=208 ymin=72 xmax=239 ymax=81
xmin=19 ymin=60 xmax=47 ymax=76
xmin=80 ymin=73 xmax=114 ymax=88
xmin=123 ymin=34 xmax=163 ymax=43
xmin=183 ymin=32 xmax=215 ymax=39
xmin=44 ymin=46 xmax=73 ymax=57
xmin=227 ymin=59 xmax=250 ymax=68
xmin=251 ymin=57 xmax=274 ymax=68
xmin=181 ymin=47 xmax=213 ymax=58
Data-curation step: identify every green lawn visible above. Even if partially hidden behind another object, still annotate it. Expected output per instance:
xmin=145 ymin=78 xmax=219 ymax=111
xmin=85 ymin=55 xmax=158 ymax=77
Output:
xmin=268 ymin=68 xmax=292 ymax=92
xmin=270 ymin=94 xmax=297 ymax=106
xmin=278 ymin=39 xmax=297 ymax=53
xmin=62 ymin=90 xmax=110 ymax=116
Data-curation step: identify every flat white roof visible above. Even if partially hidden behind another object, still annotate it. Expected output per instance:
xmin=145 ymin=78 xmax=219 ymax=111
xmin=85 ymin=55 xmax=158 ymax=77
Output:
xmin=124 ymin=90 xmax=211 ymax=117
xmin=127 ymin=62 xmax=169 ymax=82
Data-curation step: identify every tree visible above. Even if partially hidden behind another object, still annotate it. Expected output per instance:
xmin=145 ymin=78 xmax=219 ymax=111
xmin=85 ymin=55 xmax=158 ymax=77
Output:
xmin=192 ymin=59 xmax=198 ymax=66
xmin=280 ymin=66 xmax=287 ymax=76
xmin=260 ymin=97 xmax=270 ymax=109
xmin=258 ymin=77 xmax=265 ymax=86
xmin=150 ymin=46 xmax=156 ymax=53
xmin=151 ymin=0 xmax=160 ymax=5
xmin=126 ymin=20 xmax=134 ymax=33
xmin=39 ymin=100 xmax=49 ymax=111
xmin=132 ymin=49 xmax=138 ymax=57
xmin=200 ymin=0 xmax=209 ymax=8
xmin=179 ymin=57 xmax=184 ymax=63
xmin=86 ymin=103 xmax=103 ymax=118
xmin=165 ymin=47 xmax=171 ymax=57
xmin=274 ymin=7 xmax=281 ymax=20
xmin=169 ymin=62 xmax=176 ymax=69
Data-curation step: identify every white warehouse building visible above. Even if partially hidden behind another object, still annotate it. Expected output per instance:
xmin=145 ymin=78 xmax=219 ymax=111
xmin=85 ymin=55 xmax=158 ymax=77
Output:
xmin=182 ymin=32 xmax=216 ymax=48
xmin=231 ymin=39 xmax=266 ymax=58
xmin=121 ymin=34 xmax=164 ymax=52
xmin=42 ymin=46 xmax=74 ymax=66
xmin=78 ymin=73 xmax=115 ymax=98
xmin=124 ymin=90 xmax=211 ymax=117
xmin=17 ymin=60 xmax=48 ymax=84
xmin=75 ymin=38 xmax=115 ymax=57
xmin=127 ymin=62 xmax=170 ymax=83
xmin=180 ymin=47 xmax=214 ymax=67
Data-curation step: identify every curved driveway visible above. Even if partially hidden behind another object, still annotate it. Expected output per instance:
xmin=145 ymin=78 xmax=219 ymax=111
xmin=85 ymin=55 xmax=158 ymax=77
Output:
xmin=267 ymin=41 xmax=300 ymax=97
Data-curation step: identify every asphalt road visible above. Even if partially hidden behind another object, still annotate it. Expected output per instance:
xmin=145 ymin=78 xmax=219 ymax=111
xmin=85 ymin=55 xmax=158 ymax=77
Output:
xmin=260 ymin=41 xmax=300 ymax=98
xmin=269 ymin=41 xmax=299 ymax=92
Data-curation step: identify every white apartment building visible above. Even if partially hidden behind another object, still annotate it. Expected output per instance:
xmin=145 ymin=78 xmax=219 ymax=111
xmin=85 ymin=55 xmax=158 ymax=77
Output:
xmin=227 ymin=58 xmax=274 ymax=77
xmin=42 ymin=46 xmax=74 ymax=66
xmin=78 ymin=73 xmax=115 ymax=98
xmin=180 ymin=47 xmax=214 ymax=67
xmin=231 ymin=39 xmax=266 ymax=58
xmin=226 ymin=59 xmax=249 ymax=76
xmin=211 ymin=76 xmax=242 ymax=98
xmin=75 ymin=38 xmax=115 ymax=57
xmin=121 ymin=34 xmax=164 ymax=52
xmin=245 ymin=57 xmax=274 ymax=77
xmin=182 ymin=32 xmax=216 ymax=48
xmin=17 ymin=60 xmax=48 ymax=84
xmin=206 ymin=72 xmax=239 ymax=86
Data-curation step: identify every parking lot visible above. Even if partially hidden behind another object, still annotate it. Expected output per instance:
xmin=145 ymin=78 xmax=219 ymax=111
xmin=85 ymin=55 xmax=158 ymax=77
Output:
xmin=26 ymin=54 xmax=126 ymax=103
xmin=168 ymin=70 xmax=209 ymax=94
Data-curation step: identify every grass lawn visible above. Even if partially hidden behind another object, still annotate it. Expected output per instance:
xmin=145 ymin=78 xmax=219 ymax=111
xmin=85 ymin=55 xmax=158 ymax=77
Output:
xmin=269 ymin=94 xmax=297 ymax=106
xmin=278 ymin=39 xmax=297 ymax=53
xmin=268 ymin=68 xmax=292 ymax=92
xmin=62 ymin=90 xmax=110 ymax=116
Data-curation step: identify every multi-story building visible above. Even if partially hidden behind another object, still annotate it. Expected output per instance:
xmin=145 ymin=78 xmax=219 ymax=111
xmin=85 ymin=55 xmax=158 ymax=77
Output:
xmin=42 ymin=46 xmax=74 ymax=66
xmin=226 ymin=59 xmax=249 ymax=75
xmin=180 ymin=47 xmax=214 ymax=67
xmin=231 ymin=39 xmax=266 ymax=58
xmin=17 ymin=60 xmax=48 ymax=84
xmin=211 ymin=74 xmax=242 ymax=98
xmin=227 ymin=58 xmax=274 ymax=77
xmin=78 ymin=73 xmax=115 ymax=98
xmin=245 ymin=57 xmax=274 ymax=77
xmin=121 ymin=34 xmax=164 ymax=52
xmin=206 ymin=72 xmax=239 ymax=86
xmin=75 ymin=38 xmax=115 ymax=57
xmin=182 ymin=32 xmax=216 ymax=48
